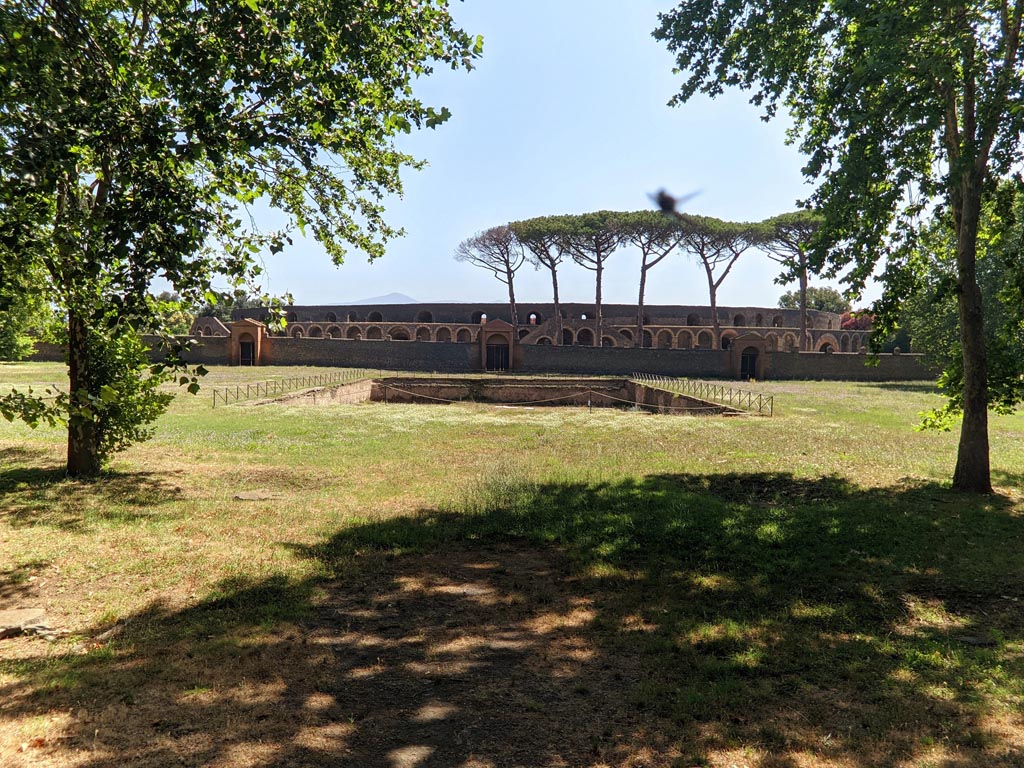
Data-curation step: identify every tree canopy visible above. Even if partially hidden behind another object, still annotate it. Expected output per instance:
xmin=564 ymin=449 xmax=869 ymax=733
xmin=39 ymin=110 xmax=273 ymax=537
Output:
xmin=0 ymin=0 xmax=480 ymax=475
xmin=656 ymin=1 xmax=1024 ymax=492
xmin=778 ymin=286 xmax=851 ymax=314
xmin=454 ymin=225 xmax=525 ymax=326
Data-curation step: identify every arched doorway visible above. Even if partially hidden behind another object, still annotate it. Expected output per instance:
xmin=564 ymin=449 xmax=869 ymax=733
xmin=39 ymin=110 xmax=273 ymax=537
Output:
xmin=485 ymin=333 xmax=510 ymax=371
xmin=238 ymin=332 xmax=256 ymax=366
xmin=740 ymin=346 xmax=759 ymax=380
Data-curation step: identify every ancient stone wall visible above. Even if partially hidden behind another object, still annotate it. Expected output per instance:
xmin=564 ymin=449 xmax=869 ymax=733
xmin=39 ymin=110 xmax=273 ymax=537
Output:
xmin=518 ymin=345 xmax=731 ymax=377
xmin=263 ymin=337 xmax=476 ymax=371
xmin=768 ymin=351 xmax=934 ymax=381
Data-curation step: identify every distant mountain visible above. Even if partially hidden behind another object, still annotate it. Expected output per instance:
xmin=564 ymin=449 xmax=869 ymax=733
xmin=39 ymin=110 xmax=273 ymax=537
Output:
xmin=343 ymin=292 xmax=418 ymax=305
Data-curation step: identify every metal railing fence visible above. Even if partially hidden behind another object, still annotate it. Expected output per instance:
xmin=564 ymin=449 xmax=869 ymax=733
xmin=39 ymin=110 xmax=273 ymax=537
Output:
xmin=632 ymin=373 xmax=774 ymax=416
xmin=212 ymin=369 xmax=372 ymax=407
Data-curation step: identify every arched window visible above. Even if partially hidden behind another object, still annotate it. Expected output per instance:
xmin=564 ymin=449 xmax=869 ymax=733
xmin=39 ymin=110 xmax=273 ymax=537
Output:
xmin=456 ymin=328 xmax=472 ymax=343
xmin=562 ymin=329 xmax=574 ymax=345
xmin=347 ymin=311 xmax=359 ymax=322
xmin=518 ymin=328 xmax=531 ymax=340
xmin=366 ymin=326 xmax=383 ymax=340
xmin=676 ymin=331 xmax=692 ymax=349
xmin=657 ymin=330 xmax=673 ymax=348
xmin=415 ymin=310 xmax=433 ymax=323
xmin=308 ymin=325 xmax=323 ymax=338
xmin=577 ymin=328 xmax=594 ymax=346
xmin=346 ymin=327 xmax=362 ymax=340
xmin=326 ymin=326 xmax=342 ymax=339
xmin=291 ymin=327 xmax=304 ymax=338
xmin=436 ymin=328 xmax=452 ymax=343
xmin=325 ymin=312 xmax=337 ymax=323
xmin=772 ymin=315 xmax=784 ymax=328
xmin=389 ymin=327 xmax=411 ymax=341
xmin=536 ymin=336 xmax=553 ymax=345
xmin=471 ymin=310 xmax=487 ymax=324
xmin=416 ymin=327 xmax=431 ymax=341
xmin=602 ymin=336 xmax=615 ymax=347
xmin=580 ymin=313 xmax=588 ymax=320
xmin=528 ymin=312 xmax=540 ymax=325
xmin=367 ymin=311 xmax=383 ymax=322
xmin=642 ymin=330 xmax=653 ymax=348
xmin=733 ymin=314 xmax=745 ymax=327
xmin=697 ymin=330 xmax=712 ymax=348
xmin=619 ymin=329 xmax=633 ymax=342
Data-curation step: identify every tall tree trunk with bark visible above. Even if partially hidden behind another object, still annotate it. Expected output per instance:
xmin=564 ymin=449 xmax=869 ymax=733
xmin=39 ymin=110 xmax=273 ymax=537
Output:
xmin=952 ymin=183 xmax=992 ymax=492
xmin=798 ymin=254 xmax=808 ymax=351
xmin=66 ymin=310 xmax=101 ymax=477
xmin=550 ymin=269 xmax=563 ymax=345
xmin=637 ymin=267 xmax=648 ymax=348
xmin=506 ymin=268 xmax=519 ymax=328
xmin=704 ymin=268 xmax=720 ymax=349
xmin=594 ymin=261 xmax=603 ymax=346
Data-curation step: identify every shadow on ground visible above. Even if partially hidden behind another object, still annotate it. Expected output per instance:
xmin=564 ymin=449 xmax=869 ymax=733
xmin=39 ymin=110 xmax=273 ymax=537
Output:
xmin=2 ymin=473 xmax=1023 ymax=767
xmin=0 ymin=447 xmax=184 ymax=530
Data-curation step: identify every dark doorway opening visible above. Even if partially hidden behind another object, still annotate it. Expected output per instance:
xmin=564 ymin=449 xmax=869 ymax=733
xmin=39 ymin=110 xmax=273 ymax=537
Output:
xmin=486 ymin=343 xmax=509 ymax=371
xmin=740 ymin=346 xmax=758 ymax=380
xmin=240 ymin=341 xmax=256 ymax=366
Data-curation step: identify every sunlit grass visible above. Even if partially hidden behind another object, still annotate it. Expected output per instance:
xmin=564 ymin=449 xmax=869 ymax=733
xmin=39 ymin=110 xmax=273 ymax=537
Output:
xmin=1 ymin=363 xmax=1023 ymax=766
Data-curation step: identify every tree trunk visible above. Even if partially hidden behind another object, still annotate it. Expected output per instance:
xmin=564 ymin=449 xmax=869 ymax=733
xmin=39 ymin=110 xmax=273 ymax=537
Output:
xmin=506 ymin=271 xmax=519 ymax=328
xmin=594 ymin=260 xmax=603 ymax=346
xmin=550 ymin=268 xmax=563 ymax=346
xmin=705 ymin=267 xmax=720 ymax=349
xmin=951 ymin=186 xmax=992 ymax=493
xmin=66 ymin=310 xmax=102 ymax=478
xmin=798 ymin=254 xmax=808 ymax=351
xmin=637 ymin=260 xmax=648 ymax=348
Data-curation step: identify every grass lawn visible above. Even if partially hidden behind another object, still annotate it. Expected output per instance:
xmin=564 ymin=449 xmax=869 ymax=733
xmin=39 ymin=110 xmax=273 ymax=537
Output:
xmin=1 ymin=362 xmax=1022 ymax=767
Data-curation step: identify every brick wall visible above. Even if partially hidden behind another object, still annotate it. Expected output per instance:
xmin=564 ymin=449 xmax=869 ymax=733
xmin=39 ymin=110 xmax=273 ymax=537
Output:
xmin=518 ymin=345 xmax=730 ymax=377
xmin=767 ymin=351 xmax=934 ymax=381
xmin=263 ymin=337 xmax=477 ymax=372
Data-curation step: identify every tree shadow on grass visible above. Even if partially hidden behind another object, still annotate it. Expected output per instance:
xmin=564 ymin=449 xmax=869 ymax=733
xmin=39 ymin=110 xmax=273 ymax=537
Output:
xmin=2 ymin=473 xmax=1023 ymax=767
xmin=861 ymin=382 xmax=941 ymax=394
xmin=0 ymin=448 xmax=185 ymax=530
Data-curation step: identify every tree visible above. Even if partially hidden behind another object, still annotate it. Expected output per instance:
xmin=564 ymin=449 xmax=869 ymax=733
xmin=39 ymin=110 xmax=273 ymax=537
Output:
xmin=896 ymin=182 xmax=1024 ymax=427
xmin=656 ymin=201 xmax=762 ymax=349
xmin=563 ymin=211 xmax=623 ymax=346
xmin=618 ymin=210 xmax=685 ymax=346
xmin=0 ymin=0 xmax=480 ymax=476
xmin=454 ymin=225 xmax=525 ymax=327
xmin=196 ymin=290 xmax=265 ymax=324
xmin=764 ymin=212 xmax=825 ymax=349
xmin=656 ymin=2 xmax=1024 ymax=492
xmin=778 ymin=286 xmax=851 ymax=315
xmin=0 ymin=271 xmax=52 ymax=361
xmin=509 ymin=216 xmax=572 ymax=345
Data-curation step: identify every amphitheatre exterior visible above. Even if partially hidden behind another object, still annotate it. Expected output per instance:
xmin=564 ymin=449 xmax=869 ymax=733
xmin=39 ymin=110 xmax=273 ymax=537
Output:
xmin=216 ymin=301 xmax=863 ymax=353
xmin=176 ymin=301 xmax=921 ymax=382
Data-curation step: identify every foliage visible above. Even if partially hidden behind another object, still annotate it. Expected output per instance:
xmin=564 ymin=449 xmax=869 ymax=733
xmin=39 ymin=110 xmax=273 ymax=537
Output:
xmin=840 ymin=311 xmax=873 ymax=332
xmin=195 ymin=290 xmax=265 ymax=324
xmin=779 ymin=286 xmax=851 ymax=314
xmin=0 ymin=0 xmax=479 ymax=474
xmin=0 ymin=282 xmax=49 ymax=361
xmin=897 ymin=185 xmax=1024 ymax=430
xmin=656 ymin=0 xmax=1024 ymax=492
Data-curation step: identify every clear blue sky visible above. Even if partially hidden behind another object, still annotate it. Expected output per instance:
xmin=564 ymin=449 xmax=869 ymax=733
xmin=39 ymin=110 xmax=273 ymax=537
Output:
xmin=254 ymin=0 xmax=876 ymax=309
